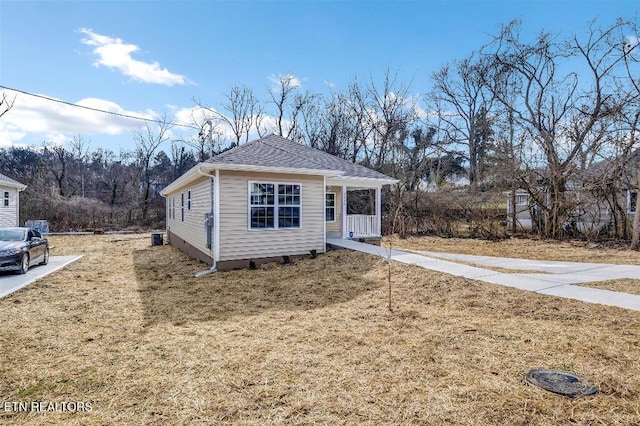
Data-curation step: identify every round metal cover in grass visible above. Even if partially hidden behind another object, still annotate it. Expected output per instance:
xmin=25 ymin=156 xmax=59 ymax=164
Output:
xmin=526 ymin=369 xmax=597 ymax=398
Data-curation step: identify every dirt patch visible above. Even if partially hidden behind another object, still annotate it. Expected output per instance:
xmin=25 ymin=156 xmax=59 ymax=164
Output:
xmin=393 ymin=235 xmax=640 ymax=264
xmin=1 ymin=235 xmax=640 ymax=425
xmin=579 ymin=279 xmax=640 ymax=296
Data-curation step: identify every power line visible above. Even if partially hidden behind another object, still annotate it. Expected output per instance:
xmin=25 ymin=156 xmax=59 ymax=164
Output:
xmin=0 ymin=85 xmax=200 ymax=130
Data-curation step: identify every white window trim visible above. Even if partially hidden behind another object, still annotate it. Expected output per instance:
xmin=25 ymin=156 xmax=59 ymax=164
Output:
xmin=247 ymin=181 xmax=302 ymax=230
xmin=187 ymin=190 xmax=192 ymax=210
xmin=325 ymin=192 xmax=336 ymax=223
xmin=2 ymin=191 xmax=9 ymax=207
xmin=181 ymin=192 xmax=185 ymax=222
xmin=515 ymin=193 xmax=528 ymax=205
xmin=628 ymin=190 xmax=638 ymax=214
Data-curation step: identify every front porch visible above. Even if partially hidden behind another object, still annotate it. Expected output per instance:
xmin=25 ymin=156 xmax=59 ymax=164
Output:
xmin=326 ymin=183 xmax=382 ymax=239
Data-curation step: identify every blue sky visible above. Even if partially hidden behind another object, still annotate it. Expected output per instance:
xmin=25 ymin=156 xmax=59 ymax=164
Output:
xmin=0 ymin=0 xmax=638 ymax=154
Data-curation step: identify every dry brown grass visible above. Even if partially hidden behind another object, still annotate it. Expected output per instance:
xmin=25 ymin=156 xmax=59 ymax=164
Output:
xmin=579 ymin=279 xmax=640 ymax=296
xmin=394 ymin=235 xmax=640 ymax=264
xmin=402 ymin=250 xmax=548 ymax=274
xmin=1 ymin=234 xmax=640 ymax=425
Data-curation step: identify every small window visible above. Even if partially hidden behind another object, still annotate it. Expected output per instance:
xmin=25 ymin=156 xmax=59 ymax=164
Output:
xmin=181 ymin=193 xmax=185 ymax=222
xmin=516 ymin=194 xmax=528 ymax=205
xmin=326 ymin=193 xmax=336 ymax=222
xmin=2 ymin=191 xmax=8 ymax=207
xmin=187 ymin=190 xmax=192 ymax=210
xmin=629 ymin=190 xmax=638 ymax=214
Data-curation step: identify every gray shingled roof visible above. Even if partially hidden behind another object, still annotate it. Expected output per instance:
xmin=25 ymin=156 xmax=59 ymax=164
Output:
xmin=207 ymin=134 xmax=393 ymax=180
xmin=0 ymin=172 xmax=25 ymax=188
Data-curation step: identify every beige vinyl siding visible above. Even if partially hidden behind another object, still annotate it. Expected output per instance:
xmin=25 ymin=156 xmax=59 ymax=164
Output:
xmin=165 ymin=177 xmax=212 ymax=259
xmin=218 ymin=171 xmax=325 ymax=262
xmin=326 ymin=186 xmax=342 ymax=235
xmin=0 ymin=187 xmax=19 ymax=227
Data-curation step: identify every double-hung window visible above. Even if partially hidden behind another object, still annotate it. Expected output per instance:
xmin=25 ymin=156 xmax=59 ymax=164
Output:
xmin=250 ymin=182 xmax=301 ymax=229
xmin=629 ymin=190 xmax=638 ymax=214
xmin=2 ymin=191 xmax=8 ymax=207
xmin=181 ymin=193 xmax=185 ymax=222
xmin=325 ymin=193 xmax=336 ymax=222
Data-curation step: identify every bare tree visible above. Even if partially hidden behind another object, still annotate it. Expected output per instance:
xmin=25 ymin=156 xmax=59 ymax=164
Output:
xmin=0 ymin=91 xmax=15 ymax=119
xmin=68 ymin=135 xmax=91 ymax=198
xmin=43 ymin=143 xmax=70 ymax=196
xmin=365 ymin=70 xmax=419 ymax=172
xmin=134 ymin=119 xmax=171 ymax=221
xmin=486 ymin=19 xmax=632 ymax=238
xmin=430 ymin=53 xmax=496 ymax=187
xmin=195 ymin=85 xmax=261 ymax=148
xmin=268 ymin=74 xmax=305 ymax=138
xmin=619 ymin=21 xmax=640 ymax=249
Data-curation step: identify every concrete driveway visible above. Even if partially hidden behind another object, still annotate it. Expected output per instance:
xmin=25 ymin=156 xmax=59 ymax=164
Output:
xmin=0 ymin=255 xmax=83 ymax=299
xmin=327 ymin=238 xmax=640 ymax=312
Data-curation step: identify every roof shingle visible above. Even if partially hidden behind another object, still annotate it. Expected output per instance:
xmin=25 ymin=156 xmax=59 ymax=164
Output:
xmin=206 ymin=134 xmax=393 ymax=180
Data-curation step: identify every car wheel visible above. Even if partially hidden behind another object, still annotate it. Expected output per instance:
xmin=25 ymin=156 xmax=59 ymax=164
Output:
xmin=40 ymin=247 xmax=49 ymax=265
xmin=18 ymin=253 xmax=29 ymax=275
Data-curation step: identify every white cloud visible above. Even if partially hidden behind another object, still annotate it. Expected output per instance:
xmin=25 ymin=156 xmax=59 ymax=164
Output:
xmin=269 ymin=73 xmax=302 ymax=90
xmin=0 ymin=89 xmax=155 ymax=146
xmin=79 ymin=28 xmax=186 ymax=86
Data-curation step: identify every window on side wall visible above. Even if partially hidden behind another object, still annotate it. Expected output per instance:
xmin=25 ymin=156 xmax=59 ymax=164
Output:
xmin=181 ymin=193 xmax=185 ymax=222
xmin=188 ymin=190 xmax=192 ymax=210
xmin=629 ymin=190 xmax=638 ymax=214
xmin=325 ymin=192 xmax=336 ymax=222
xmin=249 ymin=182 xmax=301 ymax=229
xmin=516 ymin=193 xmax=528 ymax=205
xmin=2 ymin=191 xmax=8 ymax=207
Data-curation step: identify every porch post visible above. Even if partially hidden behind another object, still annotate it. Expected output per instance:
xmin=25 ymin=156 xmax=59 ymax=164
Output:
xmin=341 ymin=185 xmax=347 ymax=238
xmin=375 ymin=186 xmax=381 ymax=237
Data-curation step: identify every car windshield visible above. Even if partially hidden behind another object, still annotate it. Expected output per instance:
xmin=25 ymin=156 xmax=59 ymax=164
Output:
xmin=0 ymin=229 xmax=26 ymax=242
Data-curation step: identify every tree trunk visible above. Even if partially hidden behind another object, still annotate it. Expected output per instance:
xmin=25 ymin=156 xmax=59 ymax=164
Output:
xmin=631 ymin=179 xmax=640 ymax=250
xmin=511 ymin=189 xmax=517 ymax=234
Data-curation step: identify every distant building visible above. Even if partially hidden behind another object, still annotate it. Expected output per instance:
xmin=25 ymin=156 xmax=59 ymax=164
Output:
xmin=0 ymin=172 xmax=27 ymax=227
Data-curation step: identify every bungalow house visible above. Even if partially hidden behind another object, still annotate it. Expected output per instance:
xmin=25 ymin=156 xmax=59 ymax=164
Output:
xmin=0 ymin=172 xmax=26 ymax=227
xmin=160 ymin=135 xmax=397 ymax=270
xmin=506 ymin=187 xmax=638 ymax=234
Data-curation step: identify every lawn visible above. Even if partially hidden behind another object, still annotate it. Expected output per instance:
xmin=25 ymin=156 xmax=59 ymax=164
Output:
xmin=1 ymin=234 xmax=639 ymax=425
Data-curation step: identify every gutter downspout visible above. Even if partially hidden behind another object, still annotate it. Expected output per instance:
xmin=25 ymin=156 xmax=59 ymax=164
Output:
xmin=195 ymin=167 xmax=217 ymax=277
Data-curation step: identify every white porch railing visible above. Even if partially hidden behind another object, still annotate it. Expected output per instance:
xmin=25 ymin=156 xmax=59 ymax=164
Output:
xmin=345 ymin=214 xmax=379 ymax=238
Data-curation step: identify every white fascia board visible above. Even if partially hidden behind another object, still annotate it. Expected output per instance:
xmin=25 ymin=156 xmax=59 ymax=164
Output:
xmin=327 ymin=176 xmax=398 ymax=188
xmin=0 ymin=182 xmax=27 ymax=191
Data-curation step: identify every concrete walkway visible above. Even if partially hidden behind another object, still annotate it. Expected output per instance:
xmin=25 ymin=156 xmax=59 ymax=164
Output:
xmin=327 ymin=238 xmax=640 ymax=312
xmin=0 ymin=255 xmax=83 ymax=299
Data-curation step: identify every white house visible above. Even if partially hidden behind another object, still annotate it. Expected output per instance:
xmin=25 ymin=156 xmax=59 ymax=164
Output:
xmin=0 ymin=172 xmax=26 ymax=227
xmin=160 ymin=135 xmax=397 ymax=270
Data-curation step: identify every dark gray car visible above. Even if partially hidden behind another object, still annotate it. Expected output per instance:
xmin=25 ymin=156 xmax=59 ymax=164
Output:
xmin=0 ymin=227 xmax=49 ymax=274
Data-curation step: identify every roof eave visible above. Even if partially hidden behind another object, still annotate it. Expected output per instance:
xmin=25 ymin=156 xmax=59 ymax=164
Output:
xmin=0 ymin=182 xmax=27 ymax=191
xmin=161 ymin=163 xmax=346 ymax=196
xmin=327 ymin=175 xmax=399 ymax=186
